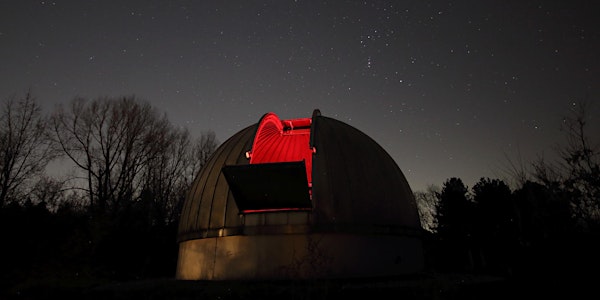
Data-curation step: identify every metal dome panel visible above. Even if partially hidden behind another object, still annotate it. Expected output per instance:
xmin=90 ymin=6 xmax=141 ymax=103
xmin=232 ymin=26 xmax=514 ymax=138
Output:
xmin=177 ymin=110 xmax=422 ymax=241
xmin=176 ymin=110 xmax=424 ymax=280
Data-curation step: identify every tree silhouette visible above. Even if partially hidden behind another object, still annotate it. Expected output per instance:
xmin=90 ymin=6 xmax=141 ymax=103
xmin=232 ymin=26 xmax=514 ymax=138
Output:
xmin=436 ymin=178 xmax=472 ymax=239
xmin=0 ymin=92 xmax=226 ymax=289
xmin=471 ymin=177 xmax=516 ymax=275
xmin=140 ymin=126 xmax=192 ymax=227
xmin=434 ymin=177 xmax=475 ymax=272
xmin=50 ymin=96 xmax=172 ymax=216
xmin=531 ymin=100 xmax=599 ymax=230
xmin=0 ymin=91 xmax=56 ymax=207
xmin=558 ymin=101 xmax=600 ymax=229
xmin=512 ymin=180 xmax=572 ymax=276
xmin=189 ymin=130 xmax=218 ymax=178
xmin=29 ymin=175 xmax=67 ymax=211
xmin=49 ymin=96 xmax=191 ymax=278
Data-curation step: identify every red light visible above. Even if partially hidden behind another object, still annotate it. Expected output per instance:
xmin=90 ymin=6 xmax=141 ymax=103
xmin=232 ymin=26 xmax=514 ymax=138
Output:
xmin=249 ymin=112 xmax=314 ymax=186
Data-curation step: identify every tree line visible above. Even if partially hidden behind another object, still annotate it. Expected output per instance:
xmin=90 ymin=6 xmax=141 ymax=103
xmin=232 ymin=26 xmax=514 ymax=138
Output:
xmin=0 ymin=91 xmax=598 ymax=293
xmin=415 ymin=100 xmax=599 ymax=281
xmin=0 ymin=91 xmax=217 ymax=291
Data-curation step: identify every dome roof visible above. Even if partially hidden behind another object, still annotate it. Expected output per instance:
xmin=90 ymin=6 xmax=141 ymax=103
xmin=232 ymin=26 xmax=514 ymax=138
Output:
xmin=177 ymin=110 xmax=421 ymax=242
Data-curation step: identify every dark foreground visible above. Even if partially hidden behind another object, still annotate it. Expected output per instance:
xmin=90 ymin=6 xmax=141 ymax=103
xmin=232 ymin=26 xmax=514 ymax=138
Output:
xmin=2 ymin=272 xmax=595 ymax=300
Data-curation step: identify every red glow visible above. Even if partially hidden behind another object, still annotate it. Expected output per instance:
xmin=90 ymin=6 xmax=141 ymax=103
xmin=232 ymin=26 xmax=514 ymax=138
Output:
xmin=249 ymin=113 xmax=313 ymax=184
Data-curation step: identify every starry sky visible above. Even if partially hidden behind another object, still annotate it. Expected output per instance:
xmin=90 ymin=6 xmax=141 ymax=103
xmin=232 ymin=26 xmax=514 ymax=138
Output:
xmin=1 ymin=0 xmax=599 ymax=192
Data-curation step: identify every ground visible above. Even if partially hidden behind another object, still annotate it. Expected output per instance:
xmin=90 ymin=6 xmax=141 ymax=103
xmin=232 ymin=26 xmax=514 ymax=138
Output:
xmin=6 ymin=272 xmax=581 ymax=300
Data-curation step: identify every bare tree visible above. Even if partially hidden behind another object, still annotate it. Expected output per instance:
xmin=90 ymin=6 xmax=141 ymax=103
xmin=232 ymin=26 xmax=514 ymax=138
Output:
xmin=140 ymin=126 xmax=192 ymax=226
xmin=187 ymin=130 xmax=218 ymax=182
xmin=558 ymin=100 xmax=600 ymax=226
xmin=531 ymin=100 xmax=599 ymax=228
xmin=0 ymin=91 xmax=56 ymax=207
xmin=29 ymin=175 xmax=67 ymax=212
xmin=495 ymin=144 xmax=532 ymax=190
xmin=161 ymin=130 xmax=218 ymax=218
xmin=50 ymin=96 xmax=171 ymax=215
xmin=137 ymin=128 xmax=219 ymax=226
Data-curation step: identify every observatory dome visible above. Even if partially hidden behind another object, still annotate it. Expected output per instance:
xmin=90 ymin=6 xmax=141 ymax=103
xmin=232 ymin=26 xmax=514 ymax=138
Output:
xmin=176 ymin=110 xmax=424 ymax=280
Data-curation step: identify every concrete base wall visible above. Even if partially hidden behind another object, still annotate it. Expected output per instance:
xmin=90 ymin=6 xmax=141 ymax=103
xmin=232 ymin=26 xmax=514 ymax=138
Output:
xmin=176 ymin=233 xmax=424 ymax=280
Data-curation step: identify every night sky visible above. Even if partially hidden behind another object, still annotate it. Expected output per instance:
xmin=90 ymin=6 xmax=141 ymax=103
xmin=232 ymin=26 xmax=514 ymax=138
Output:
xmin=1 ymin=1 xmax=599 ymax=192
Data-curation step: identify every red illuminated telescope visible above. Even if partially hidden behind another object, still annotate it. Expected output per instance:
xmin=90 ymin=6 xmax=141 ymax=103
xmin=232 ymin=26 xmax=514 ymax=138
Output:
xmin=222 ymin=112 xmax=315 ymax=213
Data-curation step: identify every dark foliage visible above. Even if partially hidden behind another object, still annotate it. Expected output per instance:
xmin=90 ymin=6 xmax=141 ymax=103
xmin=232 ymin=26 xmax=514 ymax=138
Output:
xmin=428 ymin=175 xmax=600 ymax=285
xmin=433 ymin=178 xmax=475 ymax=272
xmin=0 ymin=200 xmax=179 ymax=297
xmin=470 ymin=178 xmax=518 ymax=275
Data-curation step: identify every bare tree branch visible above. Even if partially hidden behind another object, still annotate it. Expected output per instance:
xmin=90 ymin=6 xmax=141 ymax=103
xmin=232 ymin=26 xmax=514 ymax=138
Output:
xmin=0 ymin=91 xmax=56 ymax=206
